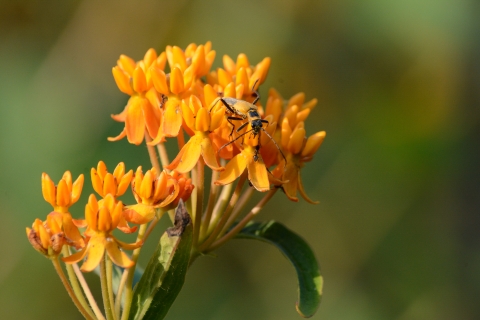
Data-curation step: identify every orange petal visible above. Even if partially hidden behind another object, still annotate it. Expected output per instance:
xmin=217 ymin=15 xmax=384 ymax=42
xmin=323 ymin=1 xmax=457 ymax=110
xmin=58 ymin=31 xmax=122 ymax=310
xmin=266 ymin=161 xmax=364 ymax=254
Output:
xmin=163 ymin=98 xmax=182 ymax=137
xmin=175 ymin=136 xmax=202 ymax=173
xmin=296 ymin=108 xmax=311 ymax=123
xmin=124 ymin=204 xmax=155 ymax=225
xmin=141 ymin=98 xmax=161 ymax=140
xmin=62 ymin=245 xmax=88 ymax=264
xmin=281 ymin=118 xmax=292 ymax=151
xmin=112 ymin=162 xmax=125 ymax=180
xmin=165 ymin=142 xmax=187 ymax=171
xmin=42 ymin=173 xmax=56 ymax=207
xmin=301 ymin=131 xmax=326 ymax=158
xmin=106 ymin=240 xmax=134 ymax=268
xmin=62 ymin=171 xmax=73 ymax=190
xmin=183 ymin=65 xmax=195 ymax=89
xmin=144 ymin=48 xmax=157 ymax=69
xmin=201 ymin=137 xmax=224 ymax=171
xmin=172 ymin=46 xmax=187 ymax=71
xmin=236 ymin=54 xmax=250 ymax=71
xmin=224 ymin=82 xmax=236 ymax=98
xmin=150 ymin=67 xmax=169 ymax=95
xmin=133 ymin=66 xmax=148 ymax=93
xmin=116 ymin=238 xmax=143 ymax=251
xmin=288 ymin=127 xmax=306 ymax=155
xmin=304 ymin=98 xmax=318 ymax=111
xmin=71 ymin=174 xmax=84 ymax=204
xmin=117 ymin=54 xmax=136 ymax=75
xmin=56 ymin=179 xmax=71 ymax=208
xmin=140 ymin=170 xmax=154 ymax=199
xmin=195 ymin=108 xmax=210 ymax=132
xmin=108 ymin=126 xmax=127 ymax=142
xmin=112 ymin=66 xmax=133 ymax=95
xmin=63 ymin=214 xmax=85 ymax=249
xmin=210 ymin=107 xmax=225 ymax=132
xmin=181 ymin=99 xmax=195 ymax=131
xmin=215 ymin=153 xmax=247 ymax=186
xmin=125 ymin=97 xmax=145 ymax=145
xmin=97 ymin=206 xmax=112 ymax=232
xmin=91 ymin=168 xmax=103 ymax=196
xmin=204 ymin=84 xmax=219 ymax=109
xmin=217 ymin=68 xmax=232 ymax=88
xmin=247 ymin=157 xmax=270 ymax=192
xmin=282 ymin=163 xmax=299 ymax=202
xmin=297 ymin=173 xmax=319 ymax=204
xmin=117 ymin=170 xmax=133 ymax=196
xmin=80 ymin=236 xmax=106 ymax=272
xmin=223 ymin=55 xmax=236 ymax=74
xmin=288 ymin=92 xmax=305 ymax=108
xmin=152 ymin=172 xmax=168 ymax=201
xmin=170 ymin=67 xmax=184 ymax=94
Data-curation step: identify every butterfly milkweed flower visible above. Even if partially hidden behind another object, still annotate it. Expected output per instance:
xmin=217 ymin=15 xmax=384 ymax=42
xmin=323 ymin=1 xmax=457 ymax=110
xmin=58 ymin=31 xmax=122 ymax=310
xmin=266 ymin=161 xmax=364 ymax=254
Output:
xmin=276 ymin=118 xmax=326 ymax=203
xmin=62 ymin=194 xmax=142 ymax=272
xmin=214 ymin=118 xmax=277 ymax=192
xmin=41 ymin=171 xmax=85 ymax=248
xmin=109 ymin=48 xmax=166 ymax=145
xmin=26 ymin=215 xmax=69 ymax=258
xmin=166 ymin=90 xmax=225 ymax=173
xmin=123 ymin=167 xmax=194 ymax=224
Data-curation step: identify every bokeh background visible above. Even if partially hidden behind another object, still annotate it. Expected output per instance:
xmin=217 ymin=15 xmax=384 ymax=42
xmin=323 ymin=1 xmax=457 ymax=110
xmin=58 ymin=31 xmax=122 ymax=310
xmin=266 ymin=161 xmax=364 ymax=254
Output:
xmin=1 ymin=0 xmax=479 ymax=319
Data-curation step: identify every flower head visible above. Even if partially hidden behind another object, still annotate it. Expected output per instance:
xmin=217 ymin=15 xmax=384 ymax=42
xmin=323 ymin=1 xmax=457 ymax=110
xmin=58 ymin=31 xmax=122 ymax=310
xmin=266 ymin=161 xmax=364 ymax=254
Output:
xmin=26 ymin=215 xmax=67 ymax=257
xmin=124 ymin=167 xmax=193 ymax=224
xmin=62 ymin=194 xmax=142 ymax=272
xmin=42 ymin=171 xmax=84 ymax=213
xmin=91 ymin=161 xmax=133 ymax=198
xmin=165 ymin=89 xmax=225 ymax=173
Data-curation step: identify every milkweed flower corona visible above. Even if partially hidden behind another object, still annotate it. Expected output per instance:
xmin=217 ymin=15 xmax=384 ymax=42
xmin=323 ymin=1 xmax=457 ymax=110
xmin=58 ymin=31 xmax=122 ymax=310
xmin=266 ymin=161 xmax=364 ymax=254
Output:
xmin=27 ymin=42 xmax=325 ymax=320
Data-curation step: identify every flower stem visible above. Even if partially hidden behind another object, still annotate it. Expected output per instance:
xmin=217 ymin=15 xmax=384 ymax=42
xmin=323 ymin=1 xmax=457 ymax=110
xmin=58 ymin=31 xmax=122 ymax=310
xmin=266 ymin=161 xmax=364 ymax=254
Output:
xmin=192 ymin=158 xmax=205 ymax=249
xmin=208 ymin=188 xmax=277 ymax=252
xmin=220 ymin=186 xmax=255 ymax=237
xmin=100 ymin=257 xmax=116 ymax=320
xmin=73 ymin=263 xmax=106 ymax=320
xmin=156 ymin=142 xmax=170 ymax=169
xmin=199 ymin=172 xmax=247 ymax=251
xmin=200 ymin=169 xmax=220 ymax=241
xmin=121 ymin=223 xmax=147 ymax=320
xmin=114 ymin=268 xmax=129 ymax=317
xmin=52 ymin=258 xmax=96 ymax=320
xmin=106 ymin=256 xmax=117 ymax=319
xmin=62 ymin=247 xmax=97 ymax=319
xmin=145 ymin=132 xmax=161 ymax=173
xmin=201 ymin=183 xmax=233 ymax=241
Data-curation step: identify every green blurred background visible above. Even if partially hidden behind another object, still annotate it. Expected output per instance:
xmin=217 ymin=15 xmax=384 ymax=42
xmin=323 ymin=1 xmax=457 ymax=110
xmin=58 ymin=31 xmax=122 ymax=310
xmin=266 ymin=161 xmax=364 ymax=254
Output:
xmin=1 ymin=0 xmax=478 ymax=319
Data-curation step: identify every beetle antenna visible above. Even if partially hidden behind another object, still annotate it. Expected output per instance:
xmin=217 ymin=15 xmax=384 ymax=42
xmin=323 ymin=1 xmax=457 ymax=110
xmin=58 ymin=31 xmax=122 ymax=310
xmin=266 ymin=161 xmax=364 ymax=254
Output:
xmin=261 ymin=128 xmax=287 ymax=165
xmin=252 ymin=79 xmax=260 ymax=105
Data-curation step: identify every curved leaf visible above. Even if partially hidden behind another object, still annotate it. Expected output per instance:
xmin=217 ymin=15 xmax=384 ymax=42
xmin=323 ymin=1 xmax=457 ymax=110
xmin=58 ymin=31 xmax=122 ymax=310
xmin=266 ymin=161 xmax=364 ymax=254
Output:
xmin=128 ymin=201 xmax=193 ymax=320
xmin=236 ymin=220 xmax=323 ymax=318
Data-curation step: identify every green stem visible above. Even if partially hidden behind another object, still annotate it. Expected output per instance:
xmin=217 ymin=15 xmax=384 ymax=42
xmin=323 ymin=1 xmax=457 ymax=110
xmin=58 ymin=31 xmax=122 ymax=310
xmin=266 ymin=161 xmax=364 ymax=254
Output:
xmin=106 ymin=256 xmax=117 ymax=319
xmin=121 ymin=224 xmax=147 ymax=320
xmin=192 ymin=158 xmax=205 ymax=249
xmin=52 ymin=258 xmax=95 ymax=320
xmin=145 ymin=132 xmax=161 ymax=173
xmin=200 ymin=183 xmax=233 ymax=243
xmin=100 ymin=257 xmax=116 ymax=320
xmin=72 ymin=263 xmax=106 ymax=320
xmin=208 ymin=188 xmax=277 ymax=252
xmin=220 ymin=187 xmax=255 ymax=237
xmin=156 ymin=142 xmax=170 ymax=170
xmin=199 ymin=172 xmax=247 ymax=251
xmin=200 ymin=169 xmax=220 ymax=241
xmin=62 ymin=247 xmax=96 ymax=319
xmin=114 ymin=268 xmax=128 ymax=318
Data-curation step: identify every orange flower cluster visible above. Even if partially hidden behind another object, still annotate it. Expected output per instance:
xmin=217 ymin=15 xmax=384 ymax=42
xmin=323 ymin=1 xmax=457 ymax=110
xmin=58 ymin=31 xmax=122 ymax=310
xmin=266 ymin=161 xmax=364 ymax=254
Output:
xmin=109 ymin=42 xmax=325 ymax=196
xmin=27 ymin=161 xmax=192 ymax=272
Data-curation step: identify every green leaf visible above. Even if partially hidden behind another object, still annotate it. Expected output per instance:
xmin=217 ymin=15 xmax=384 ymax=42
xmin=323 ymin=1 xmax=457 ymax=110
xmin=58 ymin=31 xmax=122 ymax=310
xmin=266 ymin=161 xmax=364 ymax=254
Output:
xmin=128 ymin=201 xmax=193 ymax=320
xmin=236 ymin=221 xmax=323 ymax=318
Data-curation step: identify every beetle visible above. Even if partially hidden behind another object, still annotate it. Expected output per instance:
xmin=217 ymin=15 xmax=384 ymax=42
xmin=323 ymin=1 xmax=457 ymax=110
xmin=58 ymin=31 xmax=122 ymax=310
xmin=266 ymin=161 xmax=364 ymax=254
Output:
xmin=212 ymin=80 xmax=286 ymax=163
